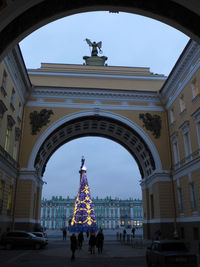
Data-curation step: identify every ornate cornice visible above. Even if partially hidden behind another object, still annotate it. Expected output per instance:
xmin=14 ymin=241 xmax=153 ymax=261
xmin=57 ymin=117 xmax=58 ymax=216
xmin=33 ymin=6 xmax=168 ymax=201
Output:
xmin=27 ymin=87 xmax=164 ymax=111
xmin=31 ymin=87 xmax=161 ymax=102
xmin=4 ymin=45 xmax=32 ymax=103
xmin=28 ymin=70 xmax=166 ymax=81
xmin=161 ymin=40 xmax=200 ymax=107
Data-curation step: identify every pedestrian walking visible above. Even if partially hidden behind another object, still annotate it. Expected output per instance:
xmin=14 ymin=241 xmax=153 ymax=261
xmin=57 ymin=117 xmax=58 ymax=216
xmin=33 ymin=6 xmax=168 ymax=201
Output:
xmin=96 ymin=229 xmax=104 ymax=254
xmin=131 ymin=227 xmax=135 ymax=238
xmin=63 ymin=228 xmax=67 ymax=240
xmin=78 ymin=231 xmax=84 ymax=249
xmin=70 ymin=233 xmax=77 ymax=260
xmin=89 ymin=232 xmax=96 ymax=254
xmin=123 ymin=229 xmax=126 ymax=242
xmin=86 ymin=230 xmax=89 ymax=239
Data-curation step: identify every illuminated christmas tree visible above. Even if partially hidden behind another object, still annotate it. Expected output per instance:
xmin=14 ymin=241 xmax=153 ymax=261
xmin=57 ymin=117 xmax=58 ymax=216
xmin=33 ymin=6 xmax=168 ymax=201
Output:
xmin=69 ymin=157 xmax=97 ymax=232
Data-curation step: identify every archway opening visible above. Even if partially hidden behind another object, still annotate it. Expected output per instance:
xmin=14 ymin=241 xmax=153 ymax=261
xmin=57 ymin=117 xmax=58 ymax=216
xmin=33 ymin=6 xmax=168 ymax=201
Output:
xmin=41 ymin=136 xmax=143 ymax=232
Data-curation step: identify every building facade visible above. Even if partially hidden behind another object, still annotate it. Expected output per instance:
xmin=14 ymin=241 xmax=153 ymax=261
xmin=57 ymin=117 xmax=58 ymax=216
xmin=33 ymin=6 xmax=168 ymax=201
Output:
xmin=0 ymin=46 xmax=31 ymax=236
xmin=41 ymin=196 xmax=143 ymax=230
xmin=0 ymin=40 xmax=200 ymax=244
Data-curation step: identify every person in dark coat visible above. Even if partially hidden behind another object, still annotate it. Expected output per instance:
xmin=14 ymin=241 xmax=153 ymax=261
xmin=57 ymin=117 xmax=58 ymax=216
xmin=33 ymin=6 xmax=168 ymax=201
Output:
xmin=96 ymin=230 xmax=104 ymax=254
xmin=89 ymin=233 xmax=96 ymax=254
xmin=123 ymin=229 xmax=126 ymax=242
xmin=70 ymin=233 xmax=77 ymax=260
xmin=63 ymin=228 xmax=67 ymax=240
xmin=86 ymin=230 xmax=89 ymax=238
xmin=78 ymin=231 xmax=84 ymax=249
xmin=131 ymin=227 xmax=135 ymax=238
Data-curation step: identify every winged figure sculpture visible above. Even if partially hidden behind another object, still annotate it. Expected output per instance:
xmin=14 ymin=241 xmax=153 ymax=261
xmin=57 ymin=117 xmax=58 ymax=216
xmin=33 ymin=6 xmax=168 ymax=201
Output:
xmin=85 ymin=38 xmax=102 ymax=56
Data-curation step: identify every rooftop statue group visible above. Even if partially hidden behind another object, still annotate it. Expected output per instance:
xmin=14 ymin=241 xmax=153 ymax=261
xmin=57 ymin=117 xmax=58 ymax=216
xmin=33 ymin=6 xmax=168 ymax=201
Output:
xmin=85 ymin=39 xmax=103 ymax=57
xmin=83 ymin=39 xmax=108 ymax=66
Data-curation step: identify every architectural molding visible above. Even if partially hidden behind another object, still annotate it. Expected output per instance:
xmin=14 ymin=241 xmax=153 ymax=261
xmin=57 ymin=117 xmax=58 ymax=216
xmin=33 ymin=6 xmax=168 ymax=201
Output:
xmin=192 ymin=107 xmax=200 ymax=122
xmin=15 ymin=218 xmax=40 ymax=223
xmin=28 ymin=70 xmax=166 ymax=81
xmin=173 ymin=156 xmax=200 ymax=180
xmin=161 ymin=40 xmax=200 ymax=108
xmin=179 ymin=120 xmax=189 ymax=134
xmin=27 ymin=110 xmax=163 ymax=179
xmin=140 ymin=171 xmax=171 ymax=189
xmin=0 ymin=216 xmax=12 ymax=222
xmin=30 ymin=86 xmax=161 ymax=101
xmin=26 ymin=101 xmax=164 ymax=112
xmin=143 ymin=218 xmax=174 ymax=223
xmin=0 ymin=145 xmax=18 ymax=177
xmin=4 ymin=46 xmax=32 ymax=104
xmin=144 ymin=217 xmax=200 ymax=223
xmin=26 ymin=87 xmax=164 ymax=111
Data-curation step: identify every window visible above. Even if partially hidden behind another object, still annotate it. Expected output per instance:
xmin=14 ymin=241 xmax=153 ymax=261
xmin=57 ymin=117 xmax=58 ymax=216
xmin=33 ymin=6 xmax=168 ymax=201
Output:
xmin=150 ymin=194 xmax=154 ymax=219
xmin=18 ymin=102 xmax=22 ymax=120
xmin=10 ymin=88 xmax=15 ymax=109
xmin=0 ymin=180 xmax=5 ymax=214
xmin=171 ymin=132 xmax=180 ymax=167
xmin=177 ymin=187 xmax=183 ymax=213
xmin=4 ymin=128 xmax=11 ymax=152
xmin=192 ymin=79 xmax=198 ymax=98
xmin=170 ymin=108 xmax=175 ymax=124
xmin=1 ymin=70 xmax=8 ymax=96
xmin=192 ymin=108 xmax=200 ymax=151
xmin=179 ymin=121 xmax=192 ymax=161
xmin=173 ymin=141 xmax=180 ymax=165
xmin=183 ymin=132 xmax=191 ymax=157
xmin=179 ymin=95 xmax=186 ymax=113
xmin=189 ymin=182 xmax=197 ymax=211
xmin=7 ymin=185 xmax=13 ymax=215
xmin=12 ymin=141 xmax=18 ymax=160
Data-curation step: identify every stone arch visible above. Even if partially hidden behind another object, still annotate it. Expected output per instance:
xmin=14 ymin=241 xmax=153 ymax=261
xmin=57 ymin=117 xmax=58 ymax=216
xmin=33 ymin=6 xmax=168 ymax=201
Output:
xmin=27 ymin=110 xmax=162 ymax=179
xmin=1 ymin=1 xmax=200 ymax=60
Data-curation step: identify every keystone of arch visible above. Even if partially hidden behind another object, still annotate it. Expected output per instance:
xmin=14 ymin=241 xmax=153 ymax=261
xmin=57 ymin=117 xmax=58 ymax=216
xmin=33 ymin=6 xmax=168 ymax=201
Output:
xmin=27 ymin=109 xmax=162 ymax=172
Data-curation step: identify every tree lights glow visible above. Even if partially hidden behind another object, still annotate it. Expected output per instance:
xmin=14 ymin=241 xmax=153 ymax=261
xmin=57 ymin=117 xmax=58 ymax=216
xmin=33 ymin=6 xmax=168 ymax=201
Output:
xmin=69 ymin=160 xmax=97 ymax=232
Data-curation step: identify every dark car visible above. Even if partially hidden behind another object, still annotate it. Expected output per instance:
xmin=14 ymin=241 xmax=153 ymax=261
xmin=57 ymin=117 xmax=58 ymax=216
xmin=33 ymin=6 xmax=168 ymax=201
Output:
xmin=146 ymin=240 xmax=197 ymax=267
xmin=32 ymin=232 xmax=48 ymax=245
xmin=1 ymin=231 xmax=47 ymax=250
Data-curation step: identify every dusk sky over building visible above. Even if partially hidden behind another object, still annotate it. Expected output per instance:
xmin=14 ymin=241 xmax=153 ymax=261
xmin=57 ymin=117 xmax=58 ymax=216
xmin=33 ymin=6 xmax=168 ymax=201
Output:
xmin=20 ymin=11 xmax=189 ymax=200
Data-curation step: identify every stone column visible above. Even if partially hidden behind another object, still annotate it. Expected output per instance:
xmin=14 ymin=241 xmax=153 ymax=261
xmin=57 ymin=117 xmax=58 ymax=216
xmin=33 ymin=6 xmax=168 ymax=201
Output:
xmin=141 ymin=172 xmax=175 ymax=240
xmin=14 ymin=169 xmax=43 ymax=231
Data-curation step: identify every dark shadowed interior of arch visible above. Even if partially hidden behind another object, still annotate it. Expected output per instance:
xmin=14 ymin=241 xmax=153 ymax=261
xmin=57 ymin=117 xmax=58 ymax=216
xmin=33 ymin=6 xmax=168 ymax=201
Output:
xmin=0 ymin=0 xmax=199 ymax=60
xmin=34 ymin=116 xmax=155 ymax=178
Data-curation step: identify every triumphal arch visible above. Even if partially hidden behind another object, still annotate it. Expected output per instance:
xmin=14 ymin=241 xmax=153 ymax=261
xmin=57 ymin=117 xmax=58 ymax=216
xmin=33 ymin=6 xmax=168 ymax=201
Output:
xmin=0 ymin=36 xmax=200 ymax=243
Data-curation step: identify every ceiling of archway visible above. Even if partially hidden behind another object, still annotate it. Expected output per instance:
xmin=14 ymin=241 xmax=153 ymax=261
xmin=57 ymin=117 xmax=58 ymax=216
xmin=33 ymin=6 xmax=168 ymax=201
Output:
xmin=1 ymin=0 xmax=200 ymax=60
xmin=35 ymin=115 xmax=155 ymax=179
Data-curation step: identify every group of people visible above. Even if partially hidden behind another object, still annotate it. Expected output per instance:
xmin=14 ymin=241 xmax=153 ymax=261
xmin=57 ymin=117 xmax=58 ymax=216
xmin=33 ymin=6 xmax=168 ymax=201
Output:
xmin=70 ymin=229 xmax=104 ymax=260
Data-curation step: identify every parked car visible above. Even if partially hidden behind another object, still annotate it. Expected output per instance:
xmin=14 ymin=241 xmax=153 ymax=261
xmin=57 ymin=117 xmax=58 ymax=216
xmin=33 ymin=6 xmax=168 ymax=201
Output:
xmin=146 ymin=240 xmax=197 ymax=267
xmin=1 ymin=231 xmax=47 ymax=250
xmin=32 ymin=232 xmax=48 ymax=245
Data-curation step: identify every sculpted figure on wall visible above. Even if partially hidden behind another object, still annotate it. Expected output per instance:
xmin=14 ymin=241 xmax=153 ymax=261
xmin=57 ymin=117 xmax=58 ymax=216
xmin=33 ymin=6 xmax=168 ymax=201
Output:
xmin=30 ymin=109 xmax=54 ymax=135
xmin=139 ymin=113 xmax=161 ymax=138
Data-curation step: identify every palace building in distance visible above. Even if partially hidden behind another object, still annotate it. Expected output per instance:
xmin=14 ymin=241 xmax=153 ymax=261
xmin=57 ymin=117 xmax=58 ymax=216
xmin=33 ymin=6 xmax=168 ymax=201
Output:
xmin=41 ymin=196 xmax=143 ymax=230
xmin=0 ymin=39 xmax=200 ymax=245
